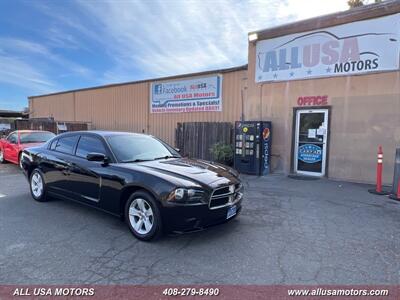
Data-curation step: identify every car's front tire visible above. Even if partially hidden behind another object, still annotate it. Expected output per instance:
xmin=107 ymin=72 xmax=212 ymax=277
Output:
xmin=30 ymin=168 xmax=49 ymax=202
xmin=0 ymin=148 xmax=5 ymax=164
xmin=125 ymin=190 xmax=162 ymax=241
xmin=18 ymin=153 xmax=23 ymax=169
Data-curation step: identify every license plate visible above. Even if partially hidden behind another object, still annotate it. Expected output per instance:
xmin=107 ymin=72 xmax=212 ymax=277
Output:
xmin=226 ymin=205 xmax=237 ymax=219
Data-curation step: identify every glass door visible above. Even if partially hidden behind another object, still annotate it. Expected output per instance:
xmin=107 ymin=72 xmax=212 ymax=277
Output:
xmin=294 ymin=109 xmax=328 ymax=176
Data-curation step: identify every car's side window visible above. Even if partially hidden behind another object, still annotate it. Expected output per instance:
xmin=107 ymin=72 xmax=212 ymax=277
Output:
xmin=7 ymin=133 xmax=17 ymax=144
xmin=76 ymin=135 xmax=107 ymax=159
xmin=54 ymin=135 xmax=79 ymax=155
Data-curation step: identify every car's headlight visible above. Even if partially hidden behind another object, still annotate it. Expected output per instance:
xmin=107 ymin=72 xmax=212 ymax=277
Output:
xmin=229 ymin=168 xmax=239 ymax=178
xmin=167 ymin=188 xmax=207 ymax=204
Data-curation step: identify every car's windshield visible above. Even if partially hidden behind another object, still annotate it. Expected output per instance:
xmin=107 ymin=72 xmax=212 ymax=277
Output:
xmin=20 ymin=132 xmax=56 ymax=144
xmin=106 ymin=134 xmax=180 ymax=162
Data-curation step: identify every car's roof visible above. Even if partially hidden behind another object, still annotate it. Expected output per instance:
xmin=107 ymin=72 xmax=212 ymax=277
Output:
xmin=14 ymin=130 xmax=54 ymax=134
xmin=61 ymin=130 xmax=149 ymax=138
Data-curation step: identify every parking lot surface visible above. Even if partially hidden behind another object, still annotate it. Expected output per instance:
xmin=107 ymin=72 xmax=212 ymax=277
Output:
xmin=0 ymin=163 xmax=399 ymax=284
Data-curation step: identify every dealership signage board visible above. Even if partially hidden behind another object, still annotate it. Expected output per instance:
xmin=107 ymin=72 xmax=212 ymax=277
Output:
xmin=255 ymin=14 xmax=400 ymax=82
xmin=151 ymin=75 xmax=222 ymax=113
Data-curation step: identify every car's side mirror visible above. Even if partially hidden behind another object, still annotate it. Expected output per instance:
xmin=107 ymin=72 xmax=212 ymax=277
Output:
xmin=175 ymin=148 xmax=181 ymax=153
xmin=86 ymin=152 xmax=109 ymax=165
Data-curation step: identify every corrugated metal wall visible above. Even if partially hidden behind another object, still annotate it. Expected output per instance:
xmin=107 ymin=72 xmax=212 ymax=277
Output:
xmin=30 ymin=93 xmax=75 ymax=121
xmin=29 ymin=69 xmax=247 ymax=145
xmin=73 ymin=82 xmax=149 ymax=134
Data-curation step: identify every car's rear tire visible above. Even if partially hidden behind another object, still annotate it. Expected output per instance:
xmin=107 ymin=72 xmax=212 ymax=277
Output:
xmin=124 ymin=190 xmax=162 ymax=241
xmin=30 ymin=168 xmax=49 ymax=202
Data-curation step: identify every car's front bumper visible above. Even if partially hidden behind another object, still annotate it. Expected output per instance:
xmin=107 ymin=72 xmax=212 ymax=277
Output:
xmin=160 ymin=198 xmax=242 ymax=233
xmin=20 ymin=151 xmax=31 ymax=179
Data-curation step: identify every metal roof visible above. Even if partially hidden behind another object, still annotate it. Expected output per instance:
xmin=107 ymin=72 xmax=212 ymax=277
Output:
xmin=0 ymin=110 xmax=28 ymax=118
xmin=29 ymin=64 xmax=248 ymax=99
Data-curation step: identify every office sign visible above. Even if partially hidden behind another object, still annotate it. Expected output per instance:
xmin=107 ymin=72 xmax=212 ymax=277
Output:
xmin=297 ymin=95 xmax=328 ymax=106
xmin=151 ymin=75 xmax=222 ymax=113
xmin=255 ymin=14 xmax=400 ymax=82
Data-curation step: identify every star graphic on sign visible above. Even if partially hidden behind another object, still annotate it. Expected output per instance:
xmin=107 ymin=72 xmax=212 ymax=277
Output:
xmin=290 ymin=72 xmax=294 ymax=77
xmin=307 ymin=69 xmax=312 ymax=75
xmin=273 ymin=73 xmax=278 ymax=79
xmin=326 ymin=67 xmax=331 ymax=73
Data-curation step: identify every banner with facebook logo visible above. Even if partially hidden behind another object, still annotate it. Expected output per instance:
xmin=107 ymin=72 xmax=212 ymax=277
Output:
xmin=151 ymin=75 xmax=222 ymax=113
xmin=255 ymin=13 xmax=400 ymax=82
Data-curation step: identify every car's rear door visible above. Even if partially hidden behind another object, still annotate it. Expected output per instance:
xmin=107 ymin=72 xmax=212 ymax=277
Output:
xmin=46 ymin=134 xmax=80 ymax=199
xmin=66 ymin=134 xmax=110 ymax=206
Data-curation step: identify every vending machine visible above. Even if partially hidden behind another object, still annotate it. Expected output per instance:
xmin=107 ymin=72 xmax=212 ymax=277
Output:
xmin=234 ymin=121 xmax=272 ymax=175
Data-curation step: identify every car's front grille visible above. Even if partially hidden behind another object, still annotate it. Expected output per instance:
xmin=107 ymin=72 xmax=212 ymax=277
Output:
xmin=213 ymin=186 xmax=230 ymax=197
xmin=209 ymin=184 xmax=242 ymax=209
xmin=210 ymin=196 xmax=230 ymax=208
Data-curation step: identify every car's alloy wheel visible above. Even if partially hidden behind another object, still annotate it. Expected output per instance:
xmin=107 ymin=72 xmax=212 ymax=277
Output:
xmin=0 ymin=149 xmax=4 ymax=163
xmin=125 ymin=191 xmax=162 ymax=241
xmin=29 ymin=169 xmax=48 ymax=202
xmin=129 ymin=198 xmax=154 ymax=234
xmin=31 ymin=172 xmax=43 ymax=198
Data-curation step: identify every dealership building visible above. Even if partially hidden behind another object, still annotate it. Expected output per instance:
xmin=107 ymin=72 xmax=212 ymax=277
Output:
xmin=29 ymin=1 xmax=400 ymax=184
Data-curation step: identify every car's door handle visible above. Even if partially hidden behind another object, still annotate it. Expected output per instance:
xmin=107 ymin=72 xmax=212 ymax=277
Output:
xmin=62 ymin=163 xmax=74 ymax=175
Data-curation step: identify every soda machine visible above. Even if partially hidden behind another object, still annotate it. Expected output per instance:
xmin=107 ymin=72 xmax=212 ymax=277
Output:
xmin=234 ymin=121 xmax=272 ymax=175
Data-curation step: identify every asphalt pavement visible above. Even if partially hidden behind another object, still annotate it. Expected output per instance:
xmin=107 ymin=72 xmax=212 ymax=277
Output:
xmin=0 ymin=163 xmax=399 ymax=284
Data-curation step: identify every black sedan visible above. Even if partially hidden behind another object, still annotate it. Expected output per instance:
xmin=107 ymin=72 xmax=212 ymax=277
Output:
xmin=21 ymin=131 xmax=243 ymax=240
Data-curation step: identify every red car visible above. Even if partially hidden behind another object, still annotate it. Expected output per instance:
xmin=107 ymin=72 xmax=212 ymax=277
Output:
xmin=0 ymin=130 xmax=55 ymax=168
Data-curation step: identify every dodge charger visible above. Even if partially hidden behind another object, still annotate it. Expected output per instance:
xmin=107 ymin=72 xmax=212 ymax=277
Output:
xmin=21 ymin=131 xmax=243 ymax=240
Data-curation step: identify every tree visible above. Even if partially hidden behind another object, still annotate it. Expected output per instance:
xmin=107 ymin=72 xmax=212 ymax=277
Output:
xmin=348 ymin=0 xmax=364 ymax=8
xmin=348 ymin=0 xmax=383 ymax=8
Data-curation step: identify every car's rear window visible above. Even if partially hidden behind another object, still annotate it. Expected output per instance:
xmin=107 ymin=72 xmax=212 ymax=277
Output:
xmin=54 ymin=135 xmax=79 ymax=155
xmin=20 ymin=132 xmax=55 ymax=144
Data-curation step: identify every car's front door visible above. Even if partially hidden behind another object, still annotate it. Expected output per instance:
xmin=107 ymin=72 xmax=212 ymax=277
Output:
xmin=3 ymin=132 xmax=19 ymax=163
xmin=66 ymin=134 xmax=110 ymax=206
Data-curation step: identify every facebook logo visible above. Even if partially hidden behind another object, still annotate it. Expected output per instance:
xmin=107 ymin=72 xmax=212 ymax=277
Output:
xmin=154 ymin=84 xmax=162 ymax=94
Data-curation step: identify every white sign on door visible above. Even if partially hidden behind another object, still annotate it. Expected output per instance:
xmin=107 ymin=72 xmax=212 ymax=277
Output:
xmin=255 ymin=14 xmax=400 ymax=82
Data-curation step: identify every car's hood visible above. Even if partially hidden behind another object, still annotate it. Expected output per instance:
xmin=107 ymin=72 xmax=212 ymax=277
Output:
xmin=119 ymin=157 xmax=239 ymax=187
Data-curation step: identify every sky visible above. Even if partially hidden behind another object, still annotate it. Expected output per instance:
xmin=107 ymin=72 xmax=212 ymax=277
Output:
xmin=0 ymin=0 xmax=349 ymax=111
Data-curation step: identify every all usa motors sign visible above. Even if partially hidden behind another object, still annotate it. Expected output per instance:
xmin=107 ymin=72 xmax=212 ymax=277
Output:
xmin=151 ymin=75 xmax=222 ymax=113
xmin=255 ymin=14 xmax=400 ymax=82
